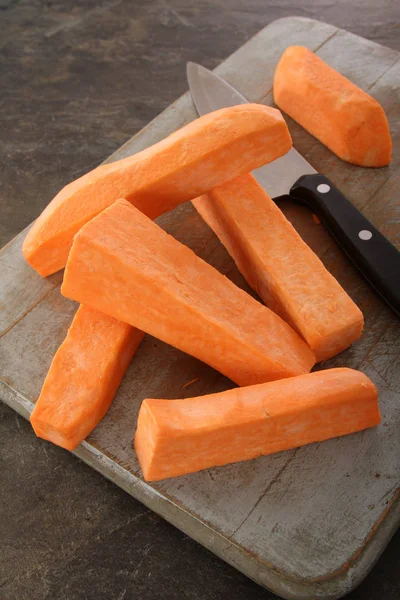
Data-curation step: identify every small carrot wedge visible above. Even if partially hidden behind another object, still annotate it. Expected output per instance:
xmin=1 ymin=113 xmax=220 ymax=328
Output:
xmin=134 ymin=368 xmax=380 ymax=481
xmin=61 ymin=199 xmax=315 ymax=386
xmin=30 ymin=305 xmax=144 ymax=450
xmin=193 ymin=174 xmax=364 ymax=362
xmin=22 ymin=104 xmax=292 ymax=277
xmin=274 ymin=46 xmax=392 ymax=166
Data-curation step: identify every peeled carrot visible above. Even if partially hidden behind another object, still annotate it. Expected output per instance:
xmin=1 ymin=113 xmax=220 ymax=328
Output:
xmin=135 ymin=368 xmax=380 ymax=481
xmin=22 ymin=104 xmax=292 ymax=277
xmin=193 ymin=174 xmax=364 ymax=362
xmin=274 ymin=46 xmax=392 ymax=166
xmin=30 ymin=305 xmax=144 ymax=450
xmin=61 ymin=199 xmax=315 ymax=386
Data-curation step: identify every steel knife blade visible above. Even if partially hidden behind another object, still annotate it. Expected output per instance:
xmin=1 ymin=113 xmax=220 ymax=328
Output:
xmin=187 ymin=61 xmax=400 ymax=317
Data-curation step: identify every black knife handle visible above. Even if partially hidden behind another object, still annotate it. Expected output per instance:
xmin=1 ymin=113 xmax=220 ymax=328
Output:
xmin=290 ymin=173 xmax=400 ymax=317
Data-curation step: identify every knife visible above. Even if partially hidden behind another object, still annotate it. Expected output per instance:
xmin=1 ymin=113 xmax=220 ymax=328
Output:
xmin=187 ymin=62 xmax=400 ymax=318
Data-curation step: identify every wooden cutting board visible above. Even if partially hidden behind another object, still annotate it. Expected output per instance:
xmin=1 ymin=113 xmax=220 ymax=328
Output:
xmin=1 ymin=16 xmax=399 ymax=600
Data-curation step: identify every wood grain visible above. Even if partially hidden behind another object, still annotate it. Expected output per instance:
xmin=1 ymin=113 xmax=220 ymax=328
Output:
xmin=0 ymin=16 xmax=399 ymax=600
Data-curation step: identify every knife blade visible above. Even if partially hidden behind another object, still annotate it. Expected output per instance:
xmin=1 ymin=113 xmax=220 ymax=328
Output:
xmin=187 ymin=62 xmax=400 ymax=317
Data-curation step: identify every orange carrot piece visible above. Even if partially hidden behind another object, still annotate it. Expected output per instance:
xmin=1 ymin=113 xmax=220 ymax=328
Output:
xmin=134 ymin=368 xmax=380 ymax=481
xmin=30 ymin=305 xmax=144 ymax=450
xmin=312 ymin=214 xmax=321 ymax=225
xmin=193 ymin=174 xmax=364 ymax=361
xmin=61 ymin=199 xmax=315 ymax=386
xmin=274 ymin=46 xmax=392 ymax=166
xmin=22 ymin=104 xmax=292 ymax=277
xmin=182 ymin=378 xmax=199 ymax=389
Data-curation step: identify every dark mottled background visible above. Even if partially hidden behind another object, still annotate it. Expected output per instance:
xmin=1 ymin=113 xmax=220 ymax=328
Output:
xmin=1 ymin=1 xmax=399 ymax=599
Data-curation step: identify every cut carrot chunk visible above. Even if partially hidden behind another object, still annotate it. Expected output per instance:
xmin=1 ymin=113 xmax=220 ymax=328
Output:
xmin=30 ymin=305 xmax=144 ymax=450
xmin=193 ymin=174 xmax=364 ymax=361
xmin=274 ymin=46 xmax=391 ymax=166
xmin=61 ymin=199 xmax=315 ymax=386
xmin=134 ymin=368 xmax=380 ymax=481
xmin=22 ymin=104 xmax=292 ymax=276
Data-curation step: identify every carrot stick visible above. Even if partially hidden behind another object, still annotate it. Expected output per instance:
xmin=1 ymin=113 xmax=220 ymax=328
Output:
xmin=274 ymin=46 xmax=391 ymax=166
xmin=61 ymin=199 xmax=315 ymax=386
xmin=23 ymin=104 xmax=292 ymax=276
xmin=135 ymin=368 xmax=380 ymax=481
xmin=193 ymin=174 xmax=364 ymax=361
xmin=30 ymin=305 xmax=144 ymax=450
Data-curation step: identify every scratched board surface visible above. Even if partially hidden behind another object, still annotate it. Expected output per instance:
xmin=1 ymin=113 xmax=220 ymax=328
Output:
xmin=0 ymin=17 xmax=399 ymax=600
